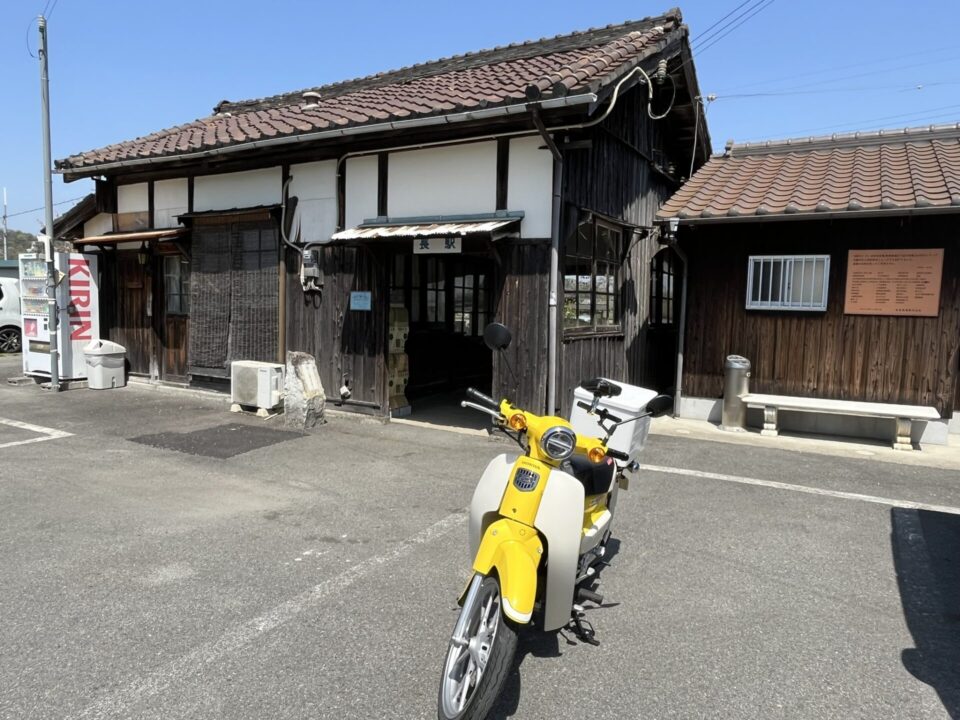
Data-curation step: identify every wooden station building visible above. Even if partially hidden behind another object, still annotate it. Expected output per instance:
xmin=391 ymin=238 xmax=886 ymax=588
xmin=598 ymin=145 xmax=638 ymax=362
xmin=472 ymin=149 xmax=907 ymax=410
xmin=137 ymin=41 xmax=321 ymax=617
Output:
xmin=658 ymin=124 xmax=960 ymax=444
xmin=54 ymin=9 xmax=708 ymax=418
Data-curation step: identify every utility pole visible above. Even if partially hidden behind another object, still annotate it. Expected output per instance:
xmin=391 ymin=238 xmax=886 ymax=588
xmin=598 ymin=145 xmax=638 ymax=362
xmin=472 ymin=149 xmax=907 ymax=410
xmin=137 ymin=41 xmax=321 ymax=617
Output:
xmin=38 ymin=15 xmax=59 ymax=391
xmin=2 ymin=188 xmax=7 ymax=261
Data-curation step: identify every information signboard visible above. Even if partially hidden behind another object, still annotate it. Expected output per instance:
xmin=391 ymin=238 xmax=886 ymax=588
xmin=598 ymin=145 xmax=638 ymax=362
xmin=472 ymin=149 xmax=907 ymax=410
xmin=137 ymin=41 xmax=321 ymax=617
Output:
xmin=349 ymin=291 xmax=372 ymax=311
xmin=844 ymin=249 xmax=943 ymax=317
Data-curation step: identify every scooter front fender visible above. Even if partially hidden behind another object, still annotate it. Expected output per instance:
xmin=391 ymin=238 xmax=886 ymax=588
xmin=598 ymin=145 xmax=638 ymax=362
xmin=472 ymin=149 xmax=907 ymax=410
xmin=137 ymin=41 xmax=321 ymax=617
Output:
xmin=470 ymin=518 xmax=543 ymax=624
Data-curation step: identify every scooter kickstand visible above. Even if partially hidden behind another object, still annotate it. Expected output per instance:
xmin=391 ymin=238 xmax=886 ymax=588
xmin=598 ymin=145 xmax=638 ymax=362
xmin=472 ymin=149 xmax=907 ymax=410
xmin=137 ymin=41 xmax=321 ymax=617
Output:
xmin=569 ymin=609 xmax=600 ymax=646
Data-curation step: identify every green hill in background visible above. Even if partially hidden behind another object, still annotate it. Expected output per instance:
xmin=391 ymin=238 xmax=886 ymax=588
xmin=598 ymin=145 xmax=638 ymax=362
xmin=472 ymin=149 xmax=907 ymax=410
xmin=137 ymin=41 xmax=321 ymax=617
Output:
xmin=2 ymin=229 xmax=38 ymax=259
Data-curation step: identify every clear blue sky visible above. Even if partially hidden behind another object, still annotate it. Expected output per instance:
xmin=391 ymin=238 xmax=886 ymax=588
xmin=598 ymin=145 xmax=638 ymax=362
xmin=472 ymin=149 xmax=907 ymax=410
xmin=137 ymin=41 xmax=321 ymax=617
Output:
xmin=2 ymin=0 xmax=959 ymax=234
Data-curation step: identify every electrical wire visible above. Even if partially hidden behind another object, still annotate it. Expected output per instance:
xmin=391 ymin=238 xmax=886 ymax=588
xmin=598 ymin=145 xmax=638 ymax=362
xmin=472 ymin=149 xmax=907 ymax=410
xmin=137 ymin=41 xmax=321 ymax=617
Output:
xmin=693 ymin=0 xmax=772 ymax=53
xmin=25 ymin=17 xmax=37 ymax=58
xmin=6 ymin=196 xmax=87 ymax=220
xmin=695 ymin=0 xmax=777 ymax=55
xmin=691 ymin=0 xmax=755 ymax=44
xmin=715 ymin=43 xmax=960 ymax=94
xmin=714 ymin=80 xmax=960 ymax=99
xmin=725 ymin=53 xmax=960 ymax=95
xmin=746 ymin=104 xmax=960 ymax=139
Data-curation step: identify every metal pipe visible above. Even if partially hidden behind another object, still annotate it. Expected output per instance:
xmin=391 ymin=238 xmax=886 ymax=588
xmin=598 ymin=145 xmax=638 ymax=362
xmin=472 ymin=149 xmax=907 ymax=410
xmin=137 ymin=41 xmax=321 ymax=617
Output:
xmin=546 ymin=153 xmax=563 ymax=415
xmin=59 ymin=94 xmax=599 ymax=177
xmin=666 ymin=234 xmax=688 ymax=419
xmin=38 ymin=16 xmax=59 ymax=391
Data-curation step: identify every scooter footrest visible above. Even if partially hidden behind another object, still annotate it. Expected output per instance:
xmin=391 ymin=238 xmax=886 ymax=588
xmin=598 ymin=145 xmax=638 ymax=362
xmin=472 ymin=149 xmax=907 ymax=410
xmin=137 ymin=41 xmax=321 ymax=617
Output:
xmin=577 ymin=587 xmax=604 ymax=605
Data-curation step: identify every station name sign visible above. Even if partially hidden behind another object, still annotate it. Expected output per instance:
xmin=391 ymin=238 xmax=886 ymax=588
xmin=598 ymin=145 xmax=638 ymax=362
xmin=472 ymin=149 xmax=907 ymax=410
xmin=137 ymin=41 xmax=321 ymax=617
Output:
xmin=844 ymin=248 xmax=943 ymax=317
xmin=413 ymin=237 xmax=461 ymax=254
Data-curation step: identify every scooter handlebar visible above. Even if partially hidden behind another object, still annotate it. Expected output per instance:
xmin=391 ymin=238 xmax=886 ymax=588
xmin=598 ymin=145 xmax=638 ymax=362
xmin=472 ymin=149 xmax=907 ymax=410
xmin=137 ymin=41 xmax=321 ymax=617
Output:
xmin=466 ymin=387 xmax=499 ymax=410
xmin=605 ymin=448 xmax=630 ymax=462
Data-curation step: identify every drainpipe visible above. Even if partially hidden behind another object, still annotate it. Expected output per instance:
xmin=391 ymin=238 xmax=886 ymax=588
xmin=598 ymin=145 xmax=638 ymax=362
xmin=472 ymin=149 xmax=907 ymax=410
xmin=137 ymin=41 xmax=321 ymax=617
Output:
xmin=663 ymin=218 xmax=686 ymax=418
xmin=531 ymin=109 xmax=563 ymax=416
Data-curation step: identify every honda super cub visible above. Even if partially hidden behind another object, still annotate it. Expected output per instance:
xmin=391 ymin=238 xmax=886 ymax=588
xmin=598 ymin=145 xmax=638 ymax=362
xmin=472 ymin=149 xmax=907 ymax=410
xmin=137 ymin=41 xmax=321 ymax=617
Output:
xmin=437 ymin=323 xmax=672 ymax=720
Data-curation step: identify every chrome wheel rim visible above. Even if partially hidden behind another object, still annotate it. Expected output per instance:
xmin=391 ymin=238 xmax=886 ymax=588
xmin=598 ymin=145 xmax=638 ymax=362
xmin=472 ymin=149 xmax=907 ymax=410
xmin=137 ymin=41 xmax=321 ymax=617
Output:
xmin=0 ymin=328 xmax=20 ymax=353
xmin=441 ymin=578 xmax=501 ymax=717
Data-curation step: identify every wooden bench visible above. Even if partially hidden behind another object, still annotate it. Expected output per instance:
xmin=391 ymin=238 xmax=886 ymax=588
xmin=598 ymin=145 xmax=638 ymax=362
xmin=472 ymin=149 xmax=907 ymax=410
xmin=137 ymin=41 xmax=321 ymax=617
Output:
xmin=741 ymin=393 xmax=941 ymax=451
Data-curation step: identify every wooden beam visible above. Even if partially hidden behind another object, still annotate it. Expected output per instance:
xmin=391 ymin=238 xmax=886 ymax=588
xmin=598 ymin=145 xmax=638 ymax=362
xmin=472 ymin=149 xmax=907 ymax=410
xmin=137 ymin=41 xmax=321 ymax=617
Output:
xmin=377 ymin=153 xmax=388 ymax=218
xmin=496 ymin=138 xmax=509 ymax=210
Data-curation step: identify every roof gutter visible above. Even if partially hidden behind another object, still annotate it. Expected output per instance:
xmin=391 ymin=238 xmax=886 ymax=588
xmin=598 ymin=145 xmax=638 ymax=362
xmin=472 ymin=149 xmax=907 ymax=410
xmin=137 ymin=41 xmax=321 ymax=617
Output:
xmin=58 ymin=94 xmax=599 ymax=178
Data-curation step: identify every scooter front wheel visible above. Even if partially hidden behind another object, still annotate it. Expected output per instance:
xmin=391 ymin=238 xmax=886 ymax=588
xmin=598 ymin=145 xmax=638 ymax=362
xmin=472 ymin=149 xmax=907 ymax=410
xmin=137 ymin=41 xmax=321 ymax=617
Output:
xmin=438 ymin=574 xmax=517 ymax=720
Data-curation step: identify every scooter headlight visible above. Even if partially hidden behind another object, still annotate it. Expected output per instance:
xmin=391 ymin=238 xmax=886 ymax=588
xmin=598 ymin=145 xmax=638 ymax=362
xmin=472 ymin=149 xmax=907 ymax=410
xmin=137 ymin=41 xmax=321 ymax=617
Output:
xmin=540 ymin=426 xmax=577 ymax=461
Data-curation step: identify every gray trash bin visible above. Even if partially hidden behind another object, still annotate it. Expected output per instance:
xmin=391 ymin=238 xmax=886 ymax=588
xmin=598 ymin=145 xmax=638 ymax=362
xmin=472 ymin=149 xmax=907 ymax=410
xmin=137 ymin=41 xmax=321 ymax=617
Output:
xmin=84 ymin=339 xmax=127 ymax=389
xmin=720 ymin=354 xmax=751 ymax=431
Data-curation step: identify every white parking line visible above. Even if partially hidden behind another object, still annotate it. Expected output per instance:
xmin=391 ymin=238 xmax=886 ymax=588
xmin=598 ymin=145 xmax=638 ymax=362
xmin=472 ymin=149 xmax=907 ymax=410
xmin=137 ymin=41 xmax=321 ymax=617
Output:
xmin=638 ymin=463 xmax=960 ymax=516
xmin=72 ymin=508 xmax=468 ymax=719
xmin=0 ymin=417 xmax=72 ymax=450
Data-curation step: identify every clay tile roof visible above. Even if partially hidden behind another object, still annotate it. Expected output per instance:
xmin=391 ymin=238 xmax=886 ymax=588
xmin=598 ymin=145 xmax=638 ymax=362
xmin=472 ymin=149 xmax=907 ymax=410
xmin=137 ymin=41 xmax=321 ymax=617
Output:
xmin=57 ymin=9 xmax=684 ymax=173
xmin=658 ymin=123 xmax=960 ymax=222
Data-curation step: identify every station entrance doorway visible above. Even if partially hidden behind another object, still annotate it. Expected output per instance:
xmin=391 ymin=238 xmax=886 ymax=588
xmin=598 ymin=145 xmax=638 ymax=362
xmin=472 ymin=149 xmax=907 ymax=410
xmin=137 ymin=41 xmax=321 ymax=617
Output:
xmin=388 ymin=250 xmax=494 ymax=427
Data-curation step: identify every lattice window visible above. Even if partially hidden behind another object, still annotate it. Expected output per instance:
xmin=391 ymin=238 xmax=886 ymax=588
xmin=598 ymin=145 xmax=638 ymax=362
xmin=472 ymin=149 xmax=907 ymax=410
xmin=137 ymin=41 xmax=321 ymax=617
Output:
xmin=563 ymin=218 xmax=622 ymax=331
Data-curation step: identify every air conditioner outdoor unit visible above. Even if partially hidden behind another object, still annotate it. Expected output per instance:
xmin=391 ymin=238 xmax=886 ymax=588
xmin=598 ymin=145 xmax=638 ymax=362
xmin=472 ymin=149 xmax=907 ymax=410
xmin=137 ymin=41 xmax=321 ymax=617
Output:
xmin=231 ymin=361 xmax=284 ymax=412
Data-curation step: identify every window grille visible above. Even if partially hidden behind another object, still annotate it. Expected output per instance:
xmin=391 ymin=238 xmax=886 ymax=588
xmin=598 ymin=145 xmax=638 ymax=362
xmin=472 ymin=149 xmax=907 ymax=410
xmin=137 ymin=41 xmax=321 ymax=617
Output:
xmin=746 ymin=255 xmax=830 ymax=311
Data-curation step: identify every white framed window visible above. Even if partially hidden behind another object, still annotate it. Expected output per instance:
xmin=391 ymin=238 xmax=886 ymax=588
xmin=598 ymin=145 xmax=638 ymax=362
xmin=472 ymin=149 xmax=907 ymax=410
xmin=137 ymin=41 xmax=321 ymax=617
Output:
xmin=746 ymin=254 xmax=830 ymax=311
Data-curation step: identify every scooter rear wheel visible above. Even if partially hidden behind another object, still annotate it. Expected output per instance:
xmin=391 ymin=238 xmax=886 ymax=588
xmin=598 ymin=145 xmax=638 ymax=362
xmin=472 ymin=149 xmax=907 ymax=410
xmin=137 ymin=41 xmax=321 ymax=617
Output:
xmin=438 ymin=574 xmax=517 ymax=720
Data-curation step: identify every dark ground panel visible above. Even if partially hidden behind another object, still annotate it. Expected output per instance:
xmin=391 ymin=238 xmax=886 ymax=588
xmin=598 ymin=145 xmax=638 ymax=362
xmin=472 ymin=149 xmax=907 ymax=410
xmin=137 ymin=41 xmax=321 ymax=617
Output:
xmin=129 ymin=422 xmax=304 ymax=459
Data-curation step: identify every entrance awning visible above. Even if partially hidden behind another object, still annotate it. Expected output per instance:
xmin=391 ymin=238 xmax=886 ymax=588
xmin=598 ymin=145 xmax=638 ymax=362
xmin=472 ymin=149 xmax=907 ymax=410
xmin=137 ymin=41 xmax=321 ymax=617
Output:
xmin=330 ymin=213 xmax=523 ymax=243
xmin=74 ymin=227 xmax=190 ymax=245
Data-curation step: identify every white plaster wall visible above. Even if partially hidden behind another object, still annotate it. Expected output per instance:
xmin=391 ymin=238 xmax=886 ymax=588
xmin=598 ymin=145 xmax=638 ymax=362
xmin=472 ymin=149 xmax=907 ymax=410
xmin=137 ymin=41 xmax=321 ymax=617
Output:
xmin=193 ymin=168 xmax=281 ymax=212
xmin=117 ymin=183 xmax=148 ymax=213
xmin=507 ymin=136 xmax=554 ymax=238
xmin=345 ymin=156 xmax=379 ymax=229
xmin=290 ymin=160 xmax=337 ymax=243
xmin=387 ymin=142 xmax=497 ymax=218
xmin=83 ymin=213 xmax=114 ymax=237
xmin=154 ymin=178 xmax=189 ymax=228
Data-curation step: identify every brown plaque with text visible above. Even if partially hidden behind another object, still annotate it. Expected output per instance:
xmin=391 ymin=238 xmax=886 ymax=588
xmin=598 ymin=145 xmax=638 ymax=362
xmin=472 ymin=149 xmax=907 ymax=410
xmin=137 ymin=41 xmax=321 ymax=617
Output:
xmin=844 ymin=248 xmax=943 ymax=316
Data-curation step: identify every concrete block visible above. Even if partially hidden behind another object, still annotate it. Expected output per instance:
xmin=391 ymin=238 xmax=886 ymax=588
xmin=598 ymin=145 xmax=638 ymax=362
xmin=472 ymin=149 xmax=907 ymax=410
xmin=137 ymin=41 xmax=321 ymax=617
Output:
xmin=284 ymin=351 xmax=326 ymax=430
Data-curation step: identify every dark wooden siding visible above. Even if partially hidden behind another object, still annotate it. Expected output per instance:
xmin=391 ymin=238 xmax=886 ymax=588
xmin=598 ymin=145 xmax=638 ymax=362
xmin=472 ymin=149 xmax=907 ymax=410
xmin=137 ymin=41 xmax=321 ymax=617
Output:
xmin=681 ymin=215 xmax=960 ymax=416
xmin=110 ymin=252 xmax=156 ymax=376
xmin=491 ymin=241 xmax=550 ymax=412
xmin=557 ymin=85 xmax=680 ymax=415
xmin=285 ymin=244 xmax=388 ymax=412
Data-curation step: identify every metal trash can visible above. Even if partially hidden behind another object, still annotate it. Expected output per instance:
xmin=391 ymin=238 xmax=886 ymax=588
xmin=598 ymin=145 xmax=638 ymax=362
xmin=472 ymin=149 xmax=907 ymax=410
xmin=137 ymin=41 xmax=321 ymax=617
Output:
xmin=720 ymin=354 xmax=751 ymax=431
xmin=83 ymin=339 xmax=127 ymax=389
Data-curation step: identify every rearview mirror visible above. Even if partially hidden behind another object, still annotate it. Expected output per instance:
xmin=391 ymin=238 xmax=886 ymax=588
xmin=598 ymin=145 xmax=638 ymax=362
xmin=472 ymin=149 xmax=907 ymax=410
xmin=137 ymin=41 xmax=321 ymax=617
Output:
xmin=580 ymin=378 xmax=622 ymax=398
xmin=645 ymin=394 xmax=673 ymax=418
xmin=483 ymin=322 xmax=512 ymax=351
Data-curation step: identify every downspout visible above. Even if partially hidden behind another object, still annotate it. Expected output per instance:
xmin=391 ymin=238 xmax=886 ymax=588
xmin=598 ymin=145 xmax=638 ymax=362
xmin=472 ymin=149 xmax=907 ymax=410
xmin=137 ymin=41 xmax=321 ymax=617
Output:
xmin=531 ymin=109 xmax=563 ymax=415
xmin=663 ymin=222 xmax=687 ymax=418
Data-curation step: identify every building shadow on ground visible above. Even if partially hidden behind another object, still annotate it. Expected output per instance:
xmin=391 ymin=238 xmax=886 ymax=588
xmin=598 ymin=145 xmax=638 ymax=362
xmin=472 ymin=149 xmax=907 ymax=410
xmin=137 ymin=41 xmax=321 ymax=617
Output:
xmin=891 ymin=507 xmax=960 ymax=718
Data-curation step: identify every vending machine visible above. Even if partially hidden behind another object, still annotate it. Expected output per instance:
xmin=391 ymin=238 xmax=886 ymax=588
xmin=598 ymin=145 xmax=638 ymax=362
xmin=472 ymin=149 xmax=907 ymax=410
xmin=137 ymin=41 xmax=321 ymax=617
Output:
xmin=19 ymin=252 xmax=100 ymax=380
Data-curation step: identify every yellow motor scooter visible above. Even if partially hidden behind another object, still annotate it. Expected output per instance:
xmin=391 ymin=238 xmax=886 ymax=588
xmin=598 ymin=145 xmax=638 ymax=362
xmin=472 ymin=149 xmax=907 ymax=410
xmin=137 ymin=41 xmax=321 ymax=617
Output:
xmin=437 ymin=323 xmax=673 ymax=720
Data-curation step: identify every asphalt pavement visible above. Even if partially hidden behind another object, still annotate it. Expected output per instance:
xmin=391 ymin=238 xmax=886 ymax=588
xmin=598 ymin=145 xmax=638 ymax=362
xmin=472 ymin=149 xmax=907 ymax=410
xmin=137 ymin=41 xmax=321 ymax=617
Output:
xmin=0 ymin=353 xmax=957 ymax=719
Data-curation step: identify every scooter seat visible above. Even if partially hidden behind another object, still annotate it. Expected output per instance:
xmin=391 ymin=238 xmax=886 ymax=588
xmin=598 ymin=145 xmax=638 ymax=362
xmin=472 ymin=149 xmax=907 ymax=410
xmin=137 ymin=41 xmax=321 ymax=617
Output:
xmin=568 ymin=455 xmax=616 ymax=496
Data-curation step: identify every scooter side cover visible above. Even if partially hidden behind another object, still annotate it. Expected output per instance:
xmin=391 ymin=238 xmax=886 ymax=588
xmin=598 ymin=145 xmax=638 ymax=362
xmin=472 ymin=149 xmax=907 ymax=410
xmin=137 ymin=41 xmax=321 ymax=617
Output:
xmin=471 ymin=518 xmax=543 ymax=623
xmin=534 ymin=469 xmax=586 ymax=632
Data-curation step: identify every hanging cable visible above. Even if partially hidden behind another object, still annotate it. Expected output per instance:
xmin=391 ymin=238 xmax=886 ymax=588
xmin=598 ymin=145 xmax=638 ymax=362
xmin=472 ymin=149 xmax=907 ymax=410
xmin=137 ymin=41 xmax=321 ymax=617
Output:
xmin=693 ymin=0 xmax=771 ymax=51
xmin=695 ymin=0 xmax=777 ymax=55
xmin=691 ymin=0 xmax=755 ymax=44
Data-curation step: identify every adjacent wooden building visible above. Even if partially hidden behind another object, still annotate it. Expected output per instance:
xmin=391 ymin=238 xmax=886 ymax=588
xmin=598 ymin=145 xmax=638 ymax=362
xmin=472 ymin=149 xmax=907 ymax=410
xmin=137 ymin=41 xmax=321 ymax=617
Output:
xmin=55 ymin=9 xmax=708 ymax=418
xmin=658 ymin=124 xmax=960 ymax=443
